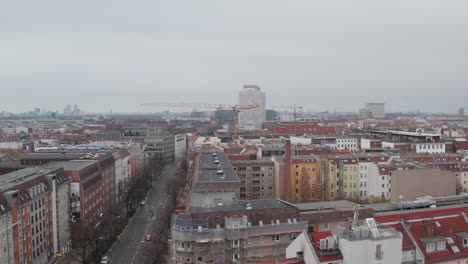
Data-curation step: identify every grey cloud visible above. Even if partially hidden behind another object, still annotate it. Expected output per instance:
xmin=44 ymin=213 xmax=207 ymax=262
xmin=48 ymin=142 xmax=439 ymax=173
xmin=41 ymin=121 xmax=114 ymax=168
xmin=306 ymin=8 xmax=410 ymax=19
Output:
xmin=1 ymin=0 xmax=467 ymax=113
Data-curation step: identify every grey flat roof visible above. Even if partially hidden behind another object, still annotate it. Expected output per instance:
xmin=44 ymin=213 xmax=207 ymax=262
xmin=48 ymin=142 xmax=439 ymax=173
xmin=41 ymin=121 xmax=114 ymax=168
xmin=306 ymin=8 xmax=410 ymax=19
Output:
xmin=198 ymin=153 xmax=232 ymax=169
xmin=197 ymin=153 xmax=240 ymax=183
xmin=190 ymin=198 xmax=293 ymax=214
xmin=0 ymin=167 xmax=56 ymax=190
xmin=189 ymin=192 xmax=238 ymax=208
xmin=295 ymin=200 xmax=361 ymax=212
xmin=21 ymin=152 xmax=84 ymax=160
xmin=373 ymin=203 xmax=468 ymax=217
xmin=42 ymin=160 xmax=97 ymax=171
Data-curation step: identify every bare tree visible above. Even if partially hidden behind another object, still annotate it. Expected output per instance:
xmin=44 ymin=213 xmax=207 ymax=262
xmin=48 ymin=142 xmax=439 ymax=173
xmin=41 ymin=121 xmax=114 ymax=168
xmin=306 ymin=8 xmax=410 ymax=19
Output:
xmin=68 ymin=226 xmax=104 ymax=264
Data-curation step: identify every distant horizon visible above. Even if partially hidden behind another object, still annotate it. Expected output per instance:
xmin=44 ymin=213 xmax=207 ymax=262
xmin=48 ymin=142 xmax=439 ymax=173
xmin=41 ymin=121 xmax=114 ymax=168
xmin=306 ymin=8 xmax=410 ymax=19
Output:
xmin=2 ymin=1 xmax=467 ymax=114
xmin=1 ymin=106 xmax=465 ymax=117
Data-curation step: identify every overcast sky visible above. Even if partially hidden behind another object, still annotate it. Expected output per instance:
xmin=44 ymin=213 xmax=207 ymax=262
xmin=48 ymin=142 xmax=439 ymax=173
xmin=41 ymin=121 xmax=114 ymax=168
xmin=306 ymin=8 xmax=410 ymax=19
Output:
xmin=1 ymin=0 xmax=467 ymax=114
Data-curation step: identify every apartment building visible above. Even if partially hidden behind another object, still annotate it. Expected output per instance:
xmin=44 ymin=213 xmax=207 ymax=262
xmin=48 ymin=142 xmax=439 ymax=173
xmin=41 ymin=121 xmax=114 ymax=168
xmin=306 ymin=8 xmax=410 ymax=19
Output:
xmin=289 ymin=156 xmax=320 ymax=203
xmin=286 ymin=218 xmax=402 ymax=264
xmin=323 ymin=156 xmax=358 ymax=200
xmin=274 ymin=124 xmax=335 ymax=135
xmin=91 ymin=153 xmax=116 ymax=210
xmin=0 ymin=167 xmax=71 ymax=264
xmin=43 ymin=160 xmax=103 ymax=248
xmin=0 ymin=196 xmax=14 ymax=264
xmin=335 ymin=138 xmax=359 ymax=151
xmin=231 ymin=160 xmax=275 ymax=200
xmin=375 ymin=206 xmax=468 ymax=264
xmin=192 ymin=153 xmax=241 ymax=197
xmin=171 ymin=199 xmax=307 ymax=264
xmin=390 ymin=168 xmax=456 ymax=202
xmin=296 ymin=200 xmax=374 ymax=233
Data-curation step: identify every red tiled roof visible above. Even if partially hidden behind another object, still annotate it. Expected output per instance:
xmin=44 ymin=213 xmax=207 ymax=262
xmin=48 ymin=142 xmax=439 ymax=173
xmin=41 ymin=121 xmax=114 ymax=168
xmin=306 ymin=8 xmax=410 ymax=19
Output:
xmin=409 ymin=216 xmax=468 ymax=263
xmin=455 ymin=141 xmax=468 ymax=150
xmin=375 ymin=206 xmax=468 ymax=223
xmin=227 ymin=154 xmax=250 ymax=161
xmin=377 ymin=207 xmax=468 ymax=263
xmin=323 ymin=119 xmax=346 ymax=124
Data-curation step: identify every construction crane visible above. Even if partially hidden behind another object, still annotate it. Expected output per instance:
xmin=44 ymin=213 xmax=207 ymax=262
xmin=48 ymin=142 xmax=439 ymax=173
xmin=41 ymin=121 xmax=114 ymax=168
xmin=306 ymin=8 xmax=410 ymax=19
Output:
xmin=141 ymin=102 xmax=259 ymax=143
xmin=271 ymin=104 xmax=303 ymax=121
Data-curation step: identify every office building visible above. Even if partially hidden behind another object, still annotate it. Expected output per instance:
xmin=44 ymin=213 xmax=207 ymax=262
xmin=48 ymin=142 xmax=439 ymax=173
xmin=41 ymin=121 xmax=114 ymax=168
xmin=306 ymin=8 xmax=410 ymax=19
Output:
xmin=145 ymin=120 xmax=176 ymax=160
xmin=238 ymin=85 xmax=266 ymax=130
xmin=365 ymin=103 xmax=385 ymax=118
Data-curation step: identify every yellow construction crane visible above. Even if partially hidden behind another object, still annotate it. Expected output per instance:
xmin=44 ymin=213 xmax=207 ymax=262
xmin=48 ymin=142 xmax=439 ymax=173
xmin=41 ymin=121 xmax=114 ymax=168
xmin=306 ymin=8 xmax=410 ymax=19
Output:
xmin=141 ymin=102 xmax=259 ymax=143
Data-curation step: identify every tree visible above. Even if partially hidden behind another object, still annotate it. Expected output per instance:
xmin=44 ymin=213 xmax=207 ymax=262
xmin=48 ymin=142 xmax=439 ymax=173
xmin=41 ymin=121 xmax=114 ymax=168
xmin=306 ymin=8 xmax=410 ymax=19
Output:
xmin=68 ymin=226 xmax=104 ymax=264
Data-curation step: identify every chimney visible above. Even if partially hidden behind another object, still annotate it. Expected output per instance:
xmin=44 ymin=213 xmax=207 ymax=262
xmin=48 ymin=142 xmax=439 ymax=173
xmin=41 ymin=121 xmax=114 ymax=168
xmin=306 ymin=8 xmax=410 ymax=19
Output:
xmin=423 ymin=220 xmax=434 ymax=238
xmin=284 ymin=139 xmax=292 ymax=201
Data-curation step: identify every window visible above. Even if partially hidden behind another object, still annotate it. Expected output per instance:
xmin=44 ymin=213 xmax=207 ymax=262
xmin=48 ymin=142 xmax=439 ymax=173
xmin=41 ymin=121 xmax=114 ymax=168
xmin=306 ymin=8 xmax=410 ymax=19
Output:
xmin=437 ymin=241 xmax=446 ymax=250
xmin=260 ymin=236 xmax=265 ymax=243
xmin=376 ymin=244 xmax=383 ymax=260
xmin=324 ymin=223 xmax=329 ymax=230
xmin=272 ymin=235 xmax=280 ymax=241
xmin=464 ymin=238 xmax=468 ymax=247
xmin=426 ymin=243 xmax=435 ymax=252
xmin=232 ymin=239 xmax=239 ymax=248
xmin=232 ymin=254 xmax=239 ymax=261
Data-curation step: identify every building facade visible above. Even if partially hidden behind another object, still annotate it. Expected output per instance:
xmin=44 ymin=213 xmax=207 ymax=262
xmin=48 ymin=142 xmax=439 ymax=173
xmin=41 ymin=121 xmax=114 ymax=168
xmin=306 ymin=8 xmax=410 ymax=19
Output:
xmin=172 ymin=199 xmax=307 ymax=264
xmin=238 ymin=85 xmax=266 ymax=130
xmin=145 ymin=120 xmax=175 ymax=160
xmin=0 ymin=167 xmax=71 ymax=264
xmin=232 ymin=160 xmax=275 ymax=200
xmin=365 ymin=103 xmax=385 ymax=118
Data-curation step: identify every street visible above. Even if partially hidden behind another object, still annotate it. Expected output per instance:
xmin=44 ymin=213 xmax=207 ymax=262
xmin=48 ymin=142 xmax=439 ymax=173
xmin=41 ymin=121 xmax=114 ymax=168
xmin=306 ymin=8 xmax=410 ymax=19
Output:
xmin=107 ymin=165 xmax=174 ymax=264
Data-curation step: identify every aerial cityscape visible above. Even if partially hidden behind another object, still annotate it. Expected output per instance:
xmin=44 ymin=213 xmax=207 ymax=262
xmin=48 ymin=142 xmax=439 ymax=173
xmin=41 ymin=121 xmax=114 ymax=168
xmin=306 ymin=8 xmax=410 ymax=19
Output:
xmin=2 ymin=1 xmax=468 ymax=264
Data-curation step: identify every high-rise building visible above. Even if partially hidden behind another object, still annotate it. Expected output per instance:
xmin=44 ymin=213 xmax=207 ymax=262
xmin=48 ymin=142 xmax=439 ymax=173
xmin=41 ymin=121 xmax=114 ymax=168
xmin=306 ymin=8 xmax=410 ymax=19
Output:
xmin=364 ymin=103 xmax=385 ymax=118
xmin=459 ymin=107 xmax=465 ymax=117
xmin=63 ymin=105 xmax=72 ymax=116
xmin=238 ymin=85 xmax=266 ymax=130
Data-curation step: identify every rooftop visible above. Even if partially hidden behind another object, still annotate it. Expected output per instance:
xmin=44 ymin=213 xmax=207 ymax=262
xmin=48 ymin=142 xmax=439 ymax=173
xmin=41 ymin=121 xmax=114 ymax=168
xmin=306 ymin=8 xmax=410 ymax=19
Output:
xmin=189 ymin=192 xmax=238 ymax=208
xmin=196 ymin=153 xmax=240 ymax=183
xmin=190 ymin=198 xmax=294 ymax=214
xmin=295 ymin=200 xmax=361 ymax=212
xmin=42 ymin=160 xmax=98 ymax=171
xmin=0 ymin=167 xmax=58 ymax=191
xmin=21 ymin=152 xmax=85 ymax=160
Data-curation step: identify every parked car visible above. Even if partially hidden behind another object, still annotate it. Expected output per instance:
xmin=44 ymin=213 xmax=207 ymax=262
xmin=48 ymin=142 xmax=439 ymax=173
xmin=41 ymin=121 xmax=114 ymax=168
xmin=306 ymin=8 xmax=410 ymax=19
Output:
xmin=145 ymin=234 xmax=152 ymax=241
xmin=140 ymin=199 xmax=148 ymax=206
xmin=101 ymin=256 xmax=111 ymax=264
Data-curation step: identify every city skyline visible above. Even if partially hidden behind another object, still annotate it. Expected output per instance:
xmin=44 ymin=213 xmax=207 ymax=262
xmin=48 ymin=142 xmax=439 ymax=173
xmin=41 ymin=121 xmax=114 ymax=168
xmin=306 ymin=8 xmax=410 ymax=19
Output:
xmin=1 ymin=0 xmax=468 ymax=113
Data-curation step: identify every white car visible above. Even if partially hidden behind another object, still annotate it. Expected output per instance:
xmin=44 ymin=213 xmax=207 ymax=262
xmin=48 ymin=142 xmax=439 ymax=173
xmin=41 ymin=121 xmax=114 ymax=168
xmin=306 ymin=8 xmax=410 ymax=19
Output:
xmin=101 ymin=256 xmax=111 ymax=264
xmin=140 ymin=200 xmax=148 ymax=205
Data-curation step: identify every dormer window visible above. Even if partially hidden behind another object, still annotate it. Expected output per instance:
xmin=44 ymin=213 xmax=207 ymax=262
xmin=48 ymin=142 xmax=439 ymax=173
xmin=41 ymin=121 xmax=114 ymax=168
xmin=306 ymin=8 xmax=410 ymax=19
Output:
xmin=437 ymin=241 xmax=446 ymax=250
xmin=464 ymin=238 xmax=468 ymax=247
xmin=426 ymin=243 xmax=435 ymax=252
